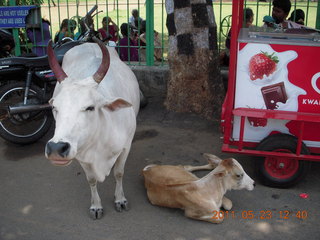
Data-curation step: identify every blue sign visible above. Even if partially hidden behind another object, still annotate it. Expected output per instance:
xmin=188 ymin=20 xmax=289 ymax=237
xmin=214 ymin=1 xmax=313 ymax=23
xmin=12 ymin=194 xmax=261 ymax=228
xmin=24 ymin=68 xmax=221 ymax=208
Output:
xmin=0 ymin=6 xmax=37 ymax=28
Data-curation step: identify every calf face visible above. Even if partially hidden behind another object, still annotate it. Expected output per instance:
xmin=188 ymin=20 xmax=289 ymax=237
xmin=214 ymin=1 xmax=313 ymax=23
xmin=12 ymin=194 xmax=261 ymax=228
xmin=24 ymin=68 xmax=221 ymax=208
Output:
xmin=216 ymin=157 xmax=255 ymax=191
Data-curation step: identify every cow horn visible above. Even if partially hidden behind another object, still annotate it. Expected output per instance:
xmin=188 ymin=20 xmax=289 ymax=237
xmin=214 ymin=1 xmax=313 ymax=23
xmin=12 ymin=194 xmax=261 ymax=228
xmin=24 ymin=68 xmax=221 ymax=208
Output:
xmin=92 ymin=36 xmax=110 ymax=84
xmin=47 ymin=40 xmax=68 ymax=82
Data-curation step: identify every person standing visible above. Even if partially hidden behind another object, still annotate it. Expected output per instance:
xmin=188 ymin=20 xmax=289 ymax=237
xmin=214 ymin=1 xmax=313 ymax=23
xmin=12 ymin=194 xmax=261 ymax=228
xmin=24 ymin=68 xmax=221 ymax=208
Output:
xmin=26 ymin=18 xmax=51 ymax=56
xmin=129 ymin=9 xmax=144 ymax=29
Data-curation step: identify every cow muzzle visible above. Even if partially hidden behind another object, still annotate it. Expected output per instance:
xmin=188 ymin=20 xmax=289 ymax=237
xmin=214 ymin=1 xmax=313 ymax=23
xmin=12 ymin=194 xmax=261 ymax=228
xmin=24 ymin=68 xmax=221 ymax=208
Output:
xmin=45 ymin=141 xmax=72 ymax=166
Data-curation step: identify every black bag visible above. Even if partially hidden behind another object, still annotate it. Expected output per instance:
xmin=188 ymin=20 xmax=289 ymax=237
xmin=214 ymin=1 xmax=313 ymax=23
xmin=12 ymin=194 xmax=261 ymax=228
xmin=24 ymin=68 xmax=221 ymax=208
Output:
xmin=0 ymin=29 xmax=15 ymax=57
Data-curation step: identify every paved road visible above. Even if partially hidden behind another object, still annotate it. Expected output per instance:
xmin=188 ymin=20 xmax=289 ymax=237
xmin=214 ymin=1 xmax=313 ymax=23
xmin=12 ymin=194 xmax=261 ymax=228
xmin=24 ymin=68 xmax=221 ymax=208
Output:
xmin=0 ymin=97 xmax=319 ymax=240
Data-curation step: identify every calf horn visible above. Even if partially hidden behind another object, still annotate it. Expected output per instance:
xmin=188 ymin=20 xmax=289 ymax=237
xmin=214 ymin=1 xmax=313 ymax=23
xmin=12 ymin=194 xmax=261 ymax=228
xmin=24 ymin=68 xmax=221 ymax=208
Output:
xmin=47 ymin=40 xmax=68 ymax=82
xmin=92 ymin=36 xmax=110 ymax=84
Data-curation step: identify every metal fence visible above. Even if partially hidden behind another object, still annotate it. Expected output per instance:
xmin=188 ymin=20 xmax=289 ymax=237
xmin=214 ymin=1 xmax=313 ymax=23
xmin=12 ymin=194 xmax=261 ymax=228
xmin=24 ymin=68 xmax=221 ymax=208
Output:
xmin=215 ymin=0 xmax=320 ymax=52
xmin=2 ymin=0 xmax=320 ymax=66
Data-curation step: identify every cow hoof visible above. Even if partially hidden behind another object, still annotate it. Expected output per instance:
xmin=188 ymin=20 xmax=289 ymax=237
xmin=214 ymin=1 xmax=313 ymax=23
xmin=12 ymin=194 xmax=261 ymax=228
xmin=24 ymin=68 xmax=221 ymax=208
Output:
xmin=115 ymin=200 xmax=129 ymax=212
xmin=89 ymin=207 xmax=104 ymax=219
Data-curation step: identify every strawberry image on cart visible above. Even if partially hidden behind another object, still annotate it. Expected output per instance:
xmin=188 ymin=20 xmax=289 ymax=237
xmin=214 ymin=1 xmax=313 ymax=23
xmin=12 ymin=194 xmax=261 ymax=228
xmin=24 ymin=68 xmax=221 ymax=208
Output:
xmin=249 ymin=52 xmax=279 ymax=81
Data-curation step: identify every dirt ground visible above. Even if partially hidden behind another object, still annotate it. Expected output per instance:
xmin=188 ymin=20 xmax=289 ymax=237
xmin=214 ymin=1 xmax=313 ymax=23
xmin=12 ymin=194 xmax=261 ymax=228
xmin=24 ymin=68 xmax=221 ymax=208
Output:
xmin=0 ymin=96 xmax=319 ymax=240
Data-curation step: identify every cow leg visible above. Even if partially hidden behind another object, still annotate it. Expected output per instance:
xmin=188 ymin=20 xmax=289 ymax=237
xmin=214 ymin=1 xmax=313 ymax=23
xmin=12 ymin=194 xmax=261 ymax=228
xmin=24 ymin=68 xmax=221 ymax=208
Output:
xmin=113 ymin=148 xmax=130 ymax=212
xmin=80 ymin=163 xmax=103 ymax=219
xmin=88 ymin=178 xmax=104 ymax=219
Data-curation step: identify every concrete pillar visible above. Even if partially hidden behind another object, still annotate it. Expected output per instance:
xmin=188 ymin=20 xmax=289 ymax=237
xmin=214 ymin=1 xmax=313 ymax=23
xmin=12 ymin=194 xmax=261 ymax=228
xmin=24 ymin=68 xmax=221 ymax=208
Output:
xmin=165 ymin=0 xmax=224 ymax=119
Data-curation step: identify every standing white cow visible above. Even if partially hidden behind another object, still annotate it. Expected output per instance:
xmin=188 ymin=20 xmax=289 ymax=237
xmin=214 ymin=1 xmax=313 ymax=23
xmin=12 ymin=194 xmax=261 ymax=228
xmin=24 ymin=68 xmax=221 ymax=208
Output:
xmin=45 ymin=37 xmax=140 ymax=219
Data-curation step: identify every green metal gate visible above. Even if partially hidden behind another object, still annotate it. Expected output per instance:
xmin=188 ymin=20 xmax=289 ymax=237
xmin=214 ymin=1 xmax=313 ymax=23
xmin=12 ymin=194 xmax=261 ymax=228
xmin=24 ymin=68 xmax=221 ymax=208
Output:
xmin=2 ymin=0 xmax=320 ymax=66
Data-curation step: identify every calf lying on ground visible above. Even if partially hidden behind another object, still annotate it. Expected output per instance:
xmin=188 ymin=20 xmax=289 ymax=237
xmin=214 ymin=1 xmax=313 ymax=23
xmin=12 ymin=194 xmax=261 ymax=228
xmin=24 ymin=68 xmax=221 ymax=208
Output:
xmin=142 ymin=154 xmax=255 ymax=223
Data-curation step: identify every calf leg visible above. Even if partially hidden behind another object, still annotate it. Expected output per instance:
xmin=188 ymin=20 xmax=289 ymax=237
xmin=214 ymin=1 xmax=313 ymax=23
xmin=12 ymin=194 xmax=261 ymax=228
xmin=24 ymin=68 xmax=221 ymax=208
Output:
xmin=185 ymin=207 xmax=224 ymax=224
xmin=222 ymin=196 xmax=233 ymax=210
xmin=113 ymin=148 xmax=130 ymax=212
xmin=80 ymin=163 xmax=103 ymax=219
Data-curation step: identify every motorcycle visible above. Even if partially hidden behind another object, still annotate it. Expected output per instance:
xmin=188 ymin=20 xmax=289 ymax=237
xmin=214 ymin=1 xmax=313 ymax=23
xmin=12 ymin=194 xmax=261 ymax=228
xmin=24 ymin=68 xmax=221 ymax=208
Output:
xmin=0 ymin=5 xmax=98 ymax=144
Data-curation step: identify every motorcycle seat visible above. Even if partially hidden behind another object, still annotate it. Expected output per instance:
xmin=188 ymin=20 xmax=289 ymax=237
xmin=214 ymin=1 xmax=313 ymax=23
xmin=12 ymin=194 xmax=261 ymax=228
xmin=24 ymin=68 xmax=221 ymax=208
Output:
xmin=0 ymin=41 xmax=83 ymax=68
xmin=0 ymin=55 xmax=49 ymax=68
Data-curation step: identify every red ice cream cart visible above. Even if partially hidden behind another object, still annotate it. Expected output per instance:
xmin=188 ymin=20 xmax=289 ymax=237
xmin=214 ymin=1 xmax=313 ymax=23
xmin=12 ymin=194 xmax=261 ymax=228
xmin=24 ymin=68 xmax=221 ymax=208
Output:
xmin=221 ymin=0 xmax=320 ymax=187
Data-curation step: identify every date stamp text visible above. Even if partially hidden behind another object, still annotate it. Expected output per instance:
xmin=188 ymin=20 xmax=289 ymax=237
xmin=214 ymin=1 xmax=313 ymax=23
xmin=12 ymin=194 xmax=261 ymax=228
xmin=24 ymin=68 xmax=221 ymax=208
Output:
xmin=211 ymin=210 xmax=308 ymax=220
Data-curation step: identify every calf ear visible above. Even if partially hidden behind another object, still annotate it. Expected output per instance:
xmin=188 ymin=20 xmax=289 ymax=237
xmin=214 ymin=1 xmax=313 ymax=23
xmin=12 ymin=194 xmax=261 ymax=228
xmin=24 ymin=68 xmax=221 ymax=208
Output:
xmin=203 ymin=153 xmax=222 ymax=166
xmin=221 ymin=158 xmax=234 ymax=169
xmin=104 ymin=98 xmax=132 ymax=111
xmin=214 ymin=170 xmax=227 ymax=178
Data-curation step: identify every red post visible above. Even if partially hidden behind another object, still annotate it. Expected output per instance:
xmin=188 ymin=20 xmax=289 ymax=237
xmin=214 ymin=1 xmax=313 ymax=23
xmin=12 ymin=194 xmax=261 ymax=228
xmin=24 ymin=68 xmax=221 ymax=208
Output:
xmin=222 ymin=0 xmax=244 ymax=144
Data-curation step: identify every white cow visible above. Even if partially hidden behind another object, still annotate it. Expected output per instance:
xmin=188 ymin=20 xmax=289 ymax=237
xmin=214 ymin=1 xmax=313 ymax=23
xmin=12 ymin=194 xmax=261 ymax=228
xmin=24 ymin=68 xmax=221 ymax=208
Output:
xmin=45 ymin=38 xmax=140 ymax=219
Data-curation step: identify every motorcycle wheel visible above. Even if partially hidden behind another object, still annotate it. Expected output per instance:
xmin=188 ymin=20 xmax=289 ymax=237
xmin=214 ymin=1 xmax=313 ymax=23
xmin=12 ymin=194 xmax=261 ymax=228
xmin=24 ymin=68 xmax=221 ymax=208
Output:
xmin=0 ymin=82 xmax=53 ymax=144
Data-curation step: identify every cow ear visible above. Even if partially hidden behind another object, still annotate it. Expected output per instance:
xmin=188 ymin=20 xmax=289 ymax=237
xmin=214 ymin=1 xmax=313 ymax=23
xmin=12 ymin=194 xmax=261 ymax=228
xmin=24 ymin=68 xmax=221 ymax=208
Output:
xmin=104 ymin=98 xmax=132 ymax=111
xmin=203 ymin=153 xmax=222 ymax=166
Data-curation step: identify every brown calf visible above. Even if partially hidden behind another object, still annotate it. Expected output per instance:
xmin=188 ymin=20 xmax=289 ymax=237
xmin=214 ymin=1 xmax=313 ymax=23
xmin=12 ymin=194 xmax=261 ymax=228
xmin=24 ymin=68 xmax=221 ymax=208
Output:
xmin=142 ymin=154 xmax=255 ymax=223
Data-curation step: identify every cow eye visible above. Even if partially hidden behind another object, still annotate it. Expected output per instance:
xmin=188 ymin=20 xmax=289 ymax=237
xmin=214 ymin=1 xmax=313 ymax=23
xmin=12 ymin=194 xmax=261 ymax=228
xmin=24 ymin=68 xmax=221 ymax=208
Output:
xmin=85 ymin=106 xmax=95 ymax=111
xmin=236 ymin=173 xmax=243 ymax=178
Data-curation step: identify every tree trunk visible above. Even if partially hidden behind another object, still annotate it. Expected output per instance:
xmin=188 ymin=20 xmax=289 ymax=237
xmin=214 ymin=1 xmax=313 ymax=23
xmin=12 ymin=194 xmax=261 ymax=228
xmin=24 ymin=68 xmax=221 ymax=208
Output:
xmin=165 ymin=0 xmax=224 ymax=120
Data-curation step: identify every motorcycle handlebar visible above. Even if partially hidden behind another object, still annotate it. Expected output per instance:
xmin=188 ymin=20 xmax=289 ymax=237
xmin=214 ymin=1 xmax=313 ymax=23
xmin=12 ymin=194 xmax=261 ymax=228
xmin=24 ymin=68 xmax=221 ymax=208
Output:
xmin=86 ymin=5 xmax=98 ymax=18
xmin=83 ymin=5 xmax=98 ymax=31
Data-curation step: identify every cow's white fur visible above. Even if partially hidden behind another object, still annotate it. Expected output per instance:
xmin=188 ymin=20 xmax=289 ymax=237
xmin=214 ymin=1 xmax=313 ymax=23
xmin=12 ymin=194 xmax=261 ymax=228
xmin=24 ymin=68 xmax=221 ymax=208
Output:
xmin=45 ymin=43 xmax=139 ymax=218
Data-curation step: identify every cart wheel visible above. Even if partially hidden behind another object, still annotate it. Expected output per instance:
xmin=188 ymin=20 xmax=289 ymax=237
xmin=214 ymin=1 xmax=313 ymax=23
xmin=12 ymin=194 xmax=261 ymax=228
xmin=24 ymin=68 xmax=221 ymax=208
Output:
xmin=255 ymin=133 xmax=310 ymax=188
